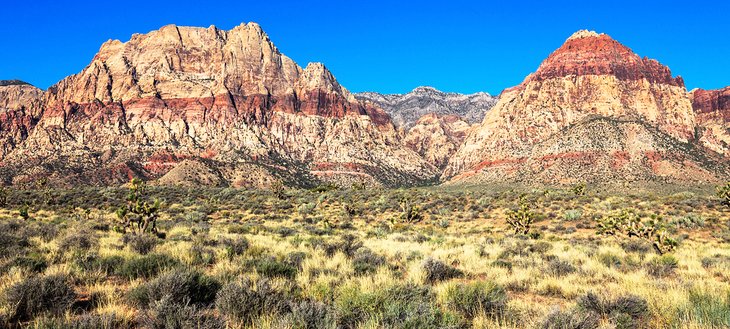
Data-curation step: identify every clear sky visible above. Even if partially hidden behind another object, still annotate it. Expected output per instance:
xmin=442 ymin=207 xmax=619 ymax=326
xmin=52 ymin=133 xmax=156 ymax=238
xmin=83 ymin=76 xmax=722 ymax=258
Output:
xmin=1 ymin=0 xmax=728 ymax=95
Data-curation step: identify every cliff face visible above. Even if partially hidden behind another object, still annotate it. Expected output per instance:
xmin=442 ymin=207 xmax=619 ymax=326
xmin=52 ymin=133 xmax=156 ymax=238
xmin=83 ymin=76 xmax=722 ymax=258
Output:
xmin=691 ymin=87 xmax=730 ymax=156
xmin=356 ymin=87 xmax=497 ymax=129
xmin=0 ymin=23 xmax=437 ymax=187
xmin=444 ymin=30 xmax=728 ymax=184
xmin=0 ymin=82 xmax=44 ymax=159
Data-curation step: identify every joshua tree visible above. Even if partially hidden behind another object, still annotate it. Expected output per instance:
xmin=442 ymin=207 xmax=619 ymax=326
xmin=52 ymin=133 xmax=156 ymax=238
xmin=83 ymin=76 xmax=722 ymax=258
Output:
xmin=506 ymin=199 xmax=535 ymax=235
xmin=597 ymin=209 xmax=678 ymax=255
xmin=399 ymin=196 xmax=423 ymax=224
xmin=717 ymin=182 xmax=730 ymax=207
xmin=116 ymin=178 xmax=161 ymax=235
xmin=572 ymin=183 xmax=586 ymax=196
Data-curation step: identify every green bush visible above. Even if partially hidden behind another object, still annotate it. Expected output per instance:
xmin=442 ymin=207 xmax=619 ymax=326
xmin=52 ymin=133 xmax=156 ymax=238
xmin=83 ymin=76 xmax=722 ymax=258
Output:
xmin=253 ymin=257 xmax=298 ymax=279
xmin=334 ymin=283 xmax=460 ymax=328
xmin=118 ymin=253 xmax=180 ymax=280
xmin=443 ymin=281 xmax=508 ymax=319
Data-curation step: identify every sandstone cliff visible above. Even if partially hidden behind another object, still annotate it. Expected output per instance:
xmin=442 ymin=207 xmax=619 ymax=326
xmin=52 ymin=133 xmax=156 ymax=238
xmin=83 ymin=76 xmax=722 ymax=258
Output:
xmin=0 ymin=23 xmax=437 ymax=187
xmin=444 ymin=30 xmax=728 ymax=184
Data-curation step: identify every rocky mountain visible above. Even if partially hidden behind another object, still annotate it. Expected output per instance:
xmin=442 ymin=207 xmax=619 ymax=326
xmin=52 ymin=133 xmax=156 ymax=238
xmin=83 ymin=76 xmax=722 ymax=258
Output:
xmin=0 ymin=23 xmax=437 ymax=187
xmin=355 ymin=87 xmax=497 ymax=129
xmin=691 ymin=87 xmax=730 ymax=156
xmin=444 ymin=30 xmax=729 ymax=185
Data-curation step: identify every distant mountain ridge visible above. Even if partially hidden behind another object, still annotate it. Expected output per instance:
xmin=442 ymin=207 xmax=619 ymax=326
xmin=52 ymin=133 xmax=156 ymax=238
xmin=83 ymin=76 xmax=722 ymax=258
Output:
xmin=355 ymin=86 xmax=497 ymax=129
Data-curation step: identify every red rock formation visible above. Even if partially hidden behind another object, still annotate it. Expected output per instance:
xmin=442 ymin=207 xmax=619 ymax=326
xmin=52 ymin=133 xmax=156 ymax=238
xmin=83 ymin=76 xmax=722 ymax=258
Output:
xmin=445 ymin=30 xmax=728 ymax=185
xmin=0 ymin=23 xmax=437 ymax=187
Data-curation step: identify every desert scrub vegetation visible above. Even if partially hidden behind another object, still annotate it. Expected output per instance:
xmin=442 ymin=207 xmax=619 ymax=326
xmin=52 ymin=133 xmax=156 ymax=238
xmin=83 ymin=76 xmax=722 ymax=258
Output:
xmin=0 ymin=183 xmax=727 ymax=328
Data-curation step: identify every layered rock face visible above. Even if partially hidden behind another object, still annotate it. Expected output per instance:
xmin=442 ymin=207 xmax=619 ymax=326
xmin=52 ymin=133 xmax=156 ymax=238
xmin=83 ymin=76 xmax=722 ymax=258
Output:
xmin=0 ymin=23 xmax=437 ymax=187
xmin=444 ymin=30 xmax=728 ymax=184
xmin=0 ymin=81 xmax=44 ymax=159
xmin=404 ymin=113 xmax=470 ymax=169
xmin=356 ymin=87 xmax=497 ymax=129
xmin=691 ymin=87 xmax=730 ymax=155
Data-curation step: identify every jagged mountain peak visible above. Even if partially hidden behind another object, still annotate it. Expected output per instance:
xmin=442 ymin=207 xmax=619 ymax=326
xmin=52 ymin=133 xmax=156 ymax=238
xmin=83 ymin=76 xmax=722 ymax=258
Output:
xmin=355 ymin=86 xmax=497 ymax=129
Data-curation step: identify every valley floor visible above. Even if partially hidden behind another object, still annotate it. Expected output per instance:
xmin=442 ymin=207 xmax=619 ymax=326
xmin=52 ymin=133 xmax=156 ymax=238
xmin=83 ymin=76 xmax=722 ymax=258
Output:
xmin=0 ymin=184 xmax=729 ymax=328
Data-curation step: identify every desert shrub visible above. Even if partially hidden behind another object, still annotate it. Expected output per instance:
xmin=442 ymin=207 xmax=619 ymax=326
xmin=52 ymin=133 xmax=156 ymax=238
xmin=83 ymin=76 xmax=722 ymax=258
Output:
xmin=671 ymin=214 xmax=705 ymax=229
xmin=253 ymin=257 xmax=298 ymax=279
xmin=288 ymin=300 xmax=336 ymax=329
xmin=646 ymin=254 xmax=678 ymax=278
xmin=188 ymin=244 xmax=216 ymax=266
xmin=127 ymin=269 xmax=220 ymax=308
xmin=352 ymin=248 xmax=386 ymax=275
xmin=563 ymin=209 xmax=583 ymax=221
xmin=11 ymin=252 xmax=48 ymax=273
xmin=222 ymin=237 xmax=249 ymax=260
xmin=2 ymin=274 xmax=76 ymax=322
xmin=676 ymin=288 xmax=730 ymax=328
xmin=540 ymin=307 xmax=599 ymax=329
xmin=216 ymin=279 xmax=291 ymax=325
xmin=123 ymin=233 xmax=158 ymax=254
xmin=62 ymin=312 xmax=132 ymax=329
xmin=443 ymin=281 xmax=508 ymax=319
xmin=334 ymin=283 xmax=459 ymax=329
xmin=81 ymin=254 xmax=125 ymax=274
xmin=286 ymin=251 xmax=308 ymax=270
xmin=700 ymin=254 xmax=730 ymax=268
xmin=546 ymin=258 xmax=577 ymax=277
xmin=577 ymin=292 xmax=649 ymax=328
xmin=422 ymin=258 xmax=463 ymax=284
xmin=57 ymin=229 xmax=98 ymax=255
xmin=140 ymin=295 xmax=225 ymax=329
xmin=620 ymin=238 xmax=653 ymax=255
xmin=492 ymin=259 xmax=513 ymax=272
xmin=597 ymin=252 xmax=622 ymax=269
xmin=322 ymin=234 xmax=362 ymax=257
xmin=118 ymin=253 xmax=180 ymax=280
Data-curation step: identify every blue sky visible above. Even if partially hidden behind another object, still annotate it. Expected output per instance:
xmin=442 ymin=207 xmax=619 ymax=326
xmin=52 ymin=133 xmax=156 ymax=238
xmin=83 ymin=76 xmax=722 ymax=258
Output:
xmin=1 ymin=0 xmax=728 ymax=95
